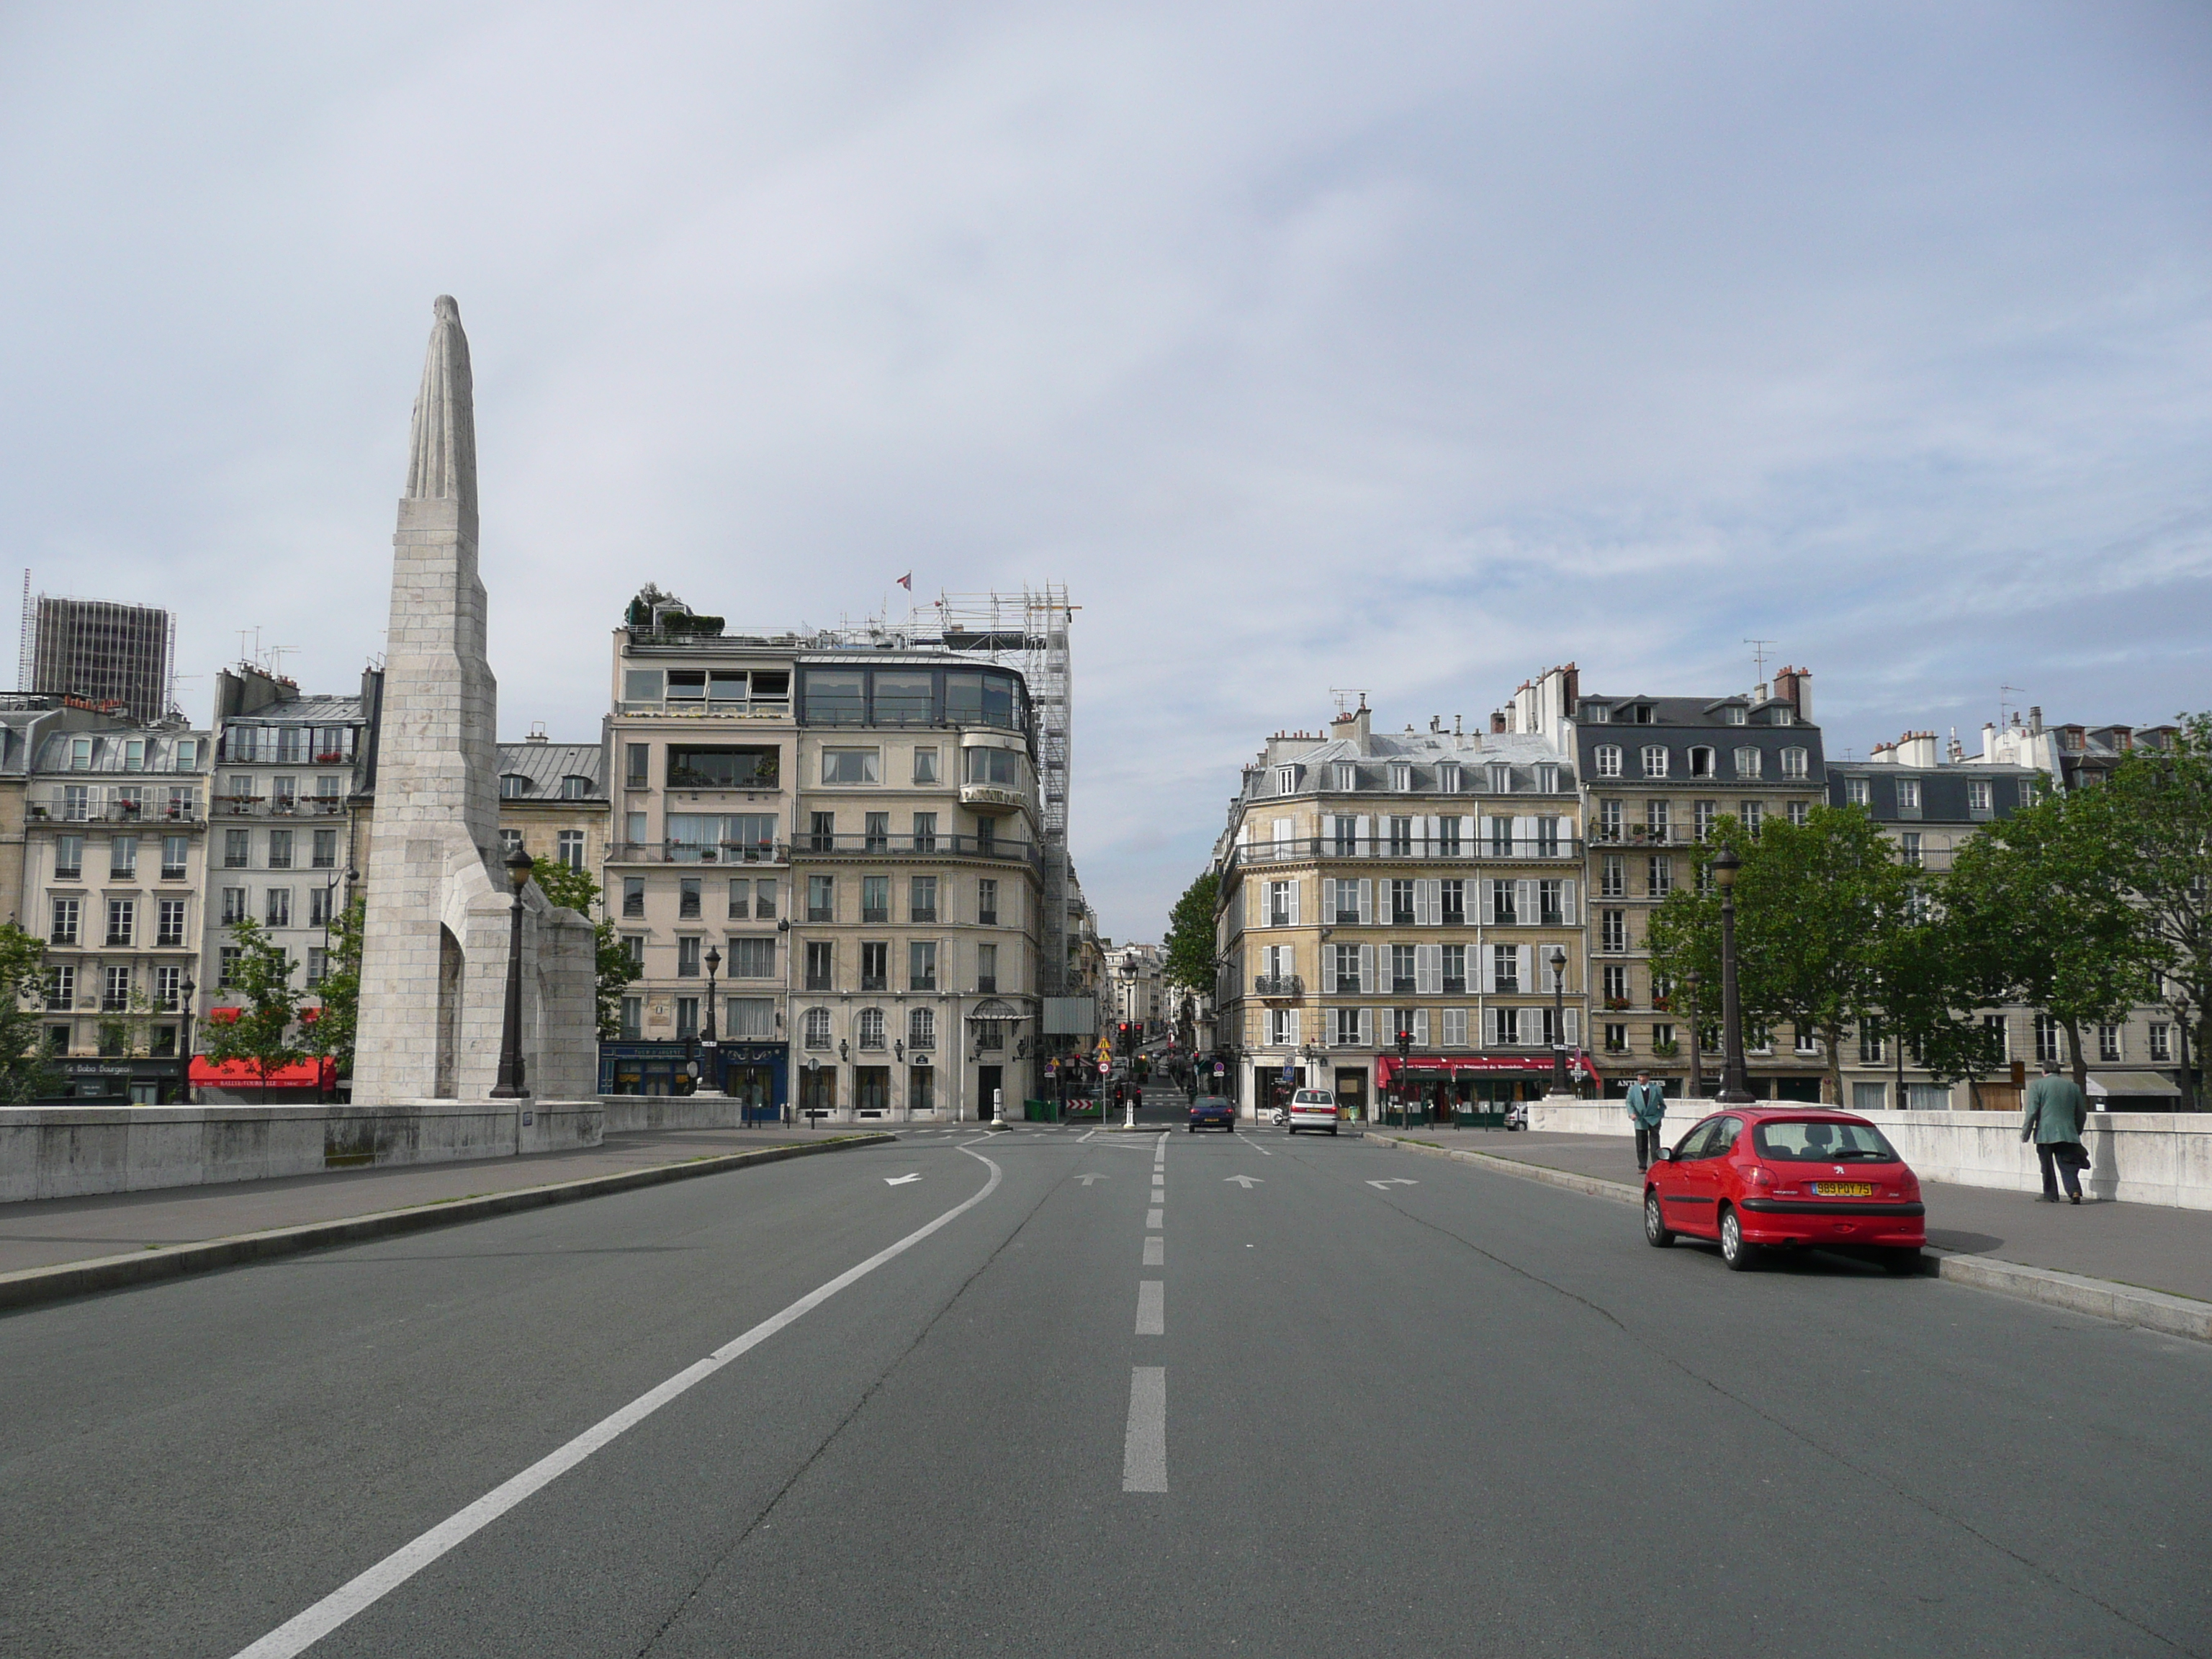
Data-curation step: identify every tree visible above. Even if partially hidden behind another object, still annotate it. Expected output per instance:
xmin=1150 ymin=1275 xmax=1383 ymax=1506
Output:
xmin=0 ymin=922 xmax=61 ymax=1104
xmin=531 ymin=858 xmax=631 ymax=1042
xmin=302 ymin=894 xmax=364 ymax=1082
xmin=201 ymin=918 xmax=306 ymax=1097
xmin=1942 ymin=784 xmax=2156 ymax=1094
xmin=1161 ymin=870 xmax=1220 ymax=997
xmin=1647 ymin=806 xmax=1921 ymax=1104
xmin=2093 ymin=713 xmax=2212 ymax=1110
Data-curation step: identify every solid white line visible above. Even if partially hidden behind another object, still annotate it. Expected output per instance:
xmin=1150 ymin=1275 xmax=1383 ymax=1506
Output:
xmin=1123 ymin=1367 xmax=1167 ymax=1492
xmin=1143 ymin=1236 xmax=1163 ymax=1266
xmin=1077 ymin=1128 xmax=1097 ymax=1142
xmin=1146 ymin=1208 xmax=1162 ymax=1230
xmin=228 ymin=1148 xmax=1005 ymax=1659
xmin=1135 ymin=1280 xmax=1164 ymax=1335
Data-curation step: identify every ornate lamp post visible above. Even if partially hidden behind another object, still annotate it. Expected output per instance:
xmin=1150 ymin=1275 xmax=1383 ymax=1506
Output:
xmin=1712 ymin=846 xmax=1753 ymax=1104
xmin=1395 ymin=1025 xmax=1412 ymax=1126
xmin=179 ymin=974 xmax=197 ymax=1105
xmin=1547 ymin=945 xmax=1570 ymax=1096
xmin=700 ymin=945 xmax=721 ymax=1095
xmin=489 ymin=845 xmax=533 ymax=1099
xmin=1685 ymin=968 xmax=1704 ymax=1099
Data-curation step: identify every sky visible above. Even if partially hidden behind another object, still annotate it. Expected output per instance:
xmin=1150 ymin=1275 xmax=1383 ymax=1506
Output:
xmin=2 ymin=2 xmax=2208 ymax=943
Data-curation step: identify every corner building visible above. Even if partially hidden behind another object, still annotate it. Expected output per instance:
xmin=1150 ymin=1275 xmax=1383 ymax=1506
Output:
xmin=1214 ymin=701 xmax=1591 ymax=1122
xmin=607 ymin=590 xmax=1047 ymax=1120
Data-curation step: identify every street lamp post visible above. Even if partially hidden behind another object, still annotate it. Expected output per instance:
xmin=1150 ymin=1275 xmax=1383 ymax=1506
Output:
xmin=1712 ymin=846 xmax=1753 ymax=1104
xmin=179 ymin=975 xmax=197 ymax=1105
xmin=700 ymin=945 xmax=721 ymax=1096
xmin=1547 ymin=945 xmax=1570 ymax=1097
xmin=1395 ymin=1025 xmax=1412 ymax=1127
xmin=489 ymin=845 xmax=533 ymax=1099
xmin=1685 ymin=968 xmax=1704 ymax=1100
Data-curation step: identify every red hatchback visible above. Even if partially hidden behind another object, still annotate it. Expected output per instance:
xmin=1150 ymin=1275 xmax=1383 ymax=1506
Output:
xmin=1643 ymin=1107 xmax=1926 ymax=1274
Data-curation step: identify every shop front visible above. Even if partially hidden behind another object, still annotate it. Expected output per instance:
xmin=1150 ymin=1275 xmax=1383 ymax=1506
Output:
xmin=1374 ymin=1053 xmax=1601 ymax=1125
xmin=709 ymin=1042 xmax=788 ymax=1123
xmin=599 ymin=1040 xmax=701 ymax=1097
xmin=66 ymin=1056 xmax=195 ymax=1105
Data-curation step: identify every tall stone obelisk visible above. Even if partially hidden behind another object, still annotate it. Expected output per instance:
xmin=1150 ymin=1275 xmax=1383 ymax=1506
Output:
xmin=352 ymin=297 xmax=597 ymax=1107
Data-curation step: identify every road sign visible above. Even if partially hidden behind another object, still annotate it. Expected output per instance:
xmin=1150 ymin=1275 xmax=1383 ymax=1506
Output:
xmin=1212 ymin=1061 xmax=1226 ymax=1076
xmin=1098 ymin=1060 xmax=1112 ymax=1076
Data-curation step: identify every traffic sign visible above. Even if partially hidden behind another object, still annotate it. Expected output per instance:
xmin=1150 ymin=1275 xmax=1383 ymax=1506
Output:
xmin=1097 ymin=1059 xmax=1112 ymax=1076
xmin=1212 ymin=1061 xmax=1226 ymax=1076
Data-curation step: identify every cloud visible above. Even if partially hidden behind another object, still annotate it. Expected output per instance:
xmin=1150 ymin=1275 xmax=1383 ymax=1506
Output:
xmin=1 ymin=1 xmax=2208 ymax=939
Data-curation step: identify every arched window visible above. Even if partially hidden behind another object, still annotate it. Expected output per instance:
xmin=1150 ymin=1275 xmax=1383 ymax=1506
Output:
xmin=803 ymin=1007 xmax=832 ymax=1049
xmin=858 ymin=1008 xmax=886 ymax=1049
xmin=909 ymin=1007 xmax=936 ymax=1050
xmin=1735 ymin=747 xmax=1763 ymax=780
xmin=1781 ymin=747 xmax=1807 ymax=779
xmin=1688 ymin=747 xmax=1714 ymax=777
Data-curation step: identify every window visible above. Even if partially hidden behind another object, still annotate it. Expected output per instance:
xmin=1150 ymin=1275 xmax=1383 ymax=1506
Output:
xmin=754 ymin=878 xmax=777 ymax=920
xmin=305 ymin=827 xmax=336 ymax=870
xmin=1539 ymin=879 xmax=1565 ymax=925
xmin=1442 ymin=944 xmax=1467 ymax=995
xmin=1276 ymin=765 xmax=1296 ymax=795
xmin=965 ymin=747 xmax=1020 ymax=787
xmin=678 ymin=936 xmax=702 ymax=977
xmin=910 ymin=876 xmax=938 ymax=923
xmin=1859 ymin=1028 xmax=1885 ymax=1066
xmin=805 ymin=942 xmax=834 ymax=991
xmin=309 ymin=886 xmax=334 ymax=927
xmin=1640 ymin=746 xmax=1668 ymax=778
xmin=1600 ymin=909 xmax=1626 ymax=952
xmin=99 ymin=964 xmax=132 ymax=1013
xmin=1770 ymin=706 xmax=1794 ymax=727
xmin=808 ymin=876 xmax=835 ymax=922
xmin=1492 ymin=945 xmax=1520 ymax=993
xmin=50 ymin=896 xmax=79 ymax=945
xmin=1267 ymin=881 xmax=1292 ymax=927
xmin=821 ymin=748 xmax=881 ymax=786
xmin=1488 ymin=763 xmax=1512 ymax=794
xmin=161 ymin=835 xmax=189 ymax=880
xmin=976 ymin=878 xmax=999 ymax=926
xmin=2098 ymin=1023 xmax=2122 ymax=1064
xmin=104 ymin=835 xmax=138 ymax=880
xmin=729 ymin=938 xmax=775 ymax=979
xmin=1897 ymin=778 xmax=1921 ymax=811
xmin=622 ymin=935 xmax=645 ymax=976
xmin=1600 ymin=854 xmax=1625 ymax=899
xmin=679 ymin=878 xmax=702 ymax=919
xmin=803 ymin=1007 xmax=833 ymax=1049
xmin=157 ymin=897 xmax=188 ymax=946
xmin=856 ymin=1008 xmax=887 ymax=1050
xmin=1786 ymin=801 xmax=1809 ymax=827
xmin=726 ymin=997 xmax=774 ymax=1039
xmin=1781 ymin=747 xmax=1808 ymax=780
xmin=1967 ymin=780 xmax=1992 ymax=813
xmin=1488 ymin=880 xmax=1517 ymax=925
xmin=2150 ymin=1023 xmax=2172 ymax=1064
xmin=1651 ymin=1022 xmax=1674 ymax=1053
xmin=103 ymin=896 xmax=134 ymax=946
xmin=862 ymin=876 xmax=890 ymax=923
xmin=500 ymin=828 xmax=524 ymax=857
xmin=727 ymin=879 xmax=751 ymax=920
xmin=1647 ymin=800 xmax=1670 ymax=840
xmin=225 ymin=829 xmax=251 ymax=868
xmin=48 ymin=833 xmax=84 ymax=881
xmin=1390 ymin=879 xmax=1416 ymax=925
xmin=675 ymin=997 xmax=699 ymax=1040
xmin=1535 ymin=764 xmax=1560 ymax=794
xmin=913 ymin=747 xmax=940 ymax=784
xmin=1601 ymin=963 xmax=1627 ymax=1004
xmin=860 ymin=942 xmax=888 ymax=992
xmin=911 ymin=940 xmax=939 ymax=992
xmin=625 ymin=744 xmax=649 ymax=788
xmin=1847 ymin=777 xmax=1870 ymax=806
xmin=1488 ymin=815 xmax=1513 ymax=855
xmin=1595 ymin=745 xmax=1622 ymax=778
xmin=1647 ymin=856 xmax=1672 ymax=898
xmin=303 ymin=948 xmax=328 ymax=988
xmin=975 ymin=942 xmax=996 ymax=993
xmin=907 ymin=1066 xmax=935 ymax=1114
xmin=1440 ymin=879 xmax=1465 ymax=925
xmin=1734 ymin=747 xmax=1761 ymax=780
xmin=557 ymin=830 xmax=585 ymax=870
xmin=625 ymin=811 xmax=648 ymax=845
xmin=1899 ymin=832 xmax=1923 ymax=868
xmin=218 ymin=946 xmax=242 ymax=988
xmin=1738 ymin=801 xmax=1762 ymax=835
xmin=1687 ymin=746 xmax=1714 ymax=778
xmin=622 ymin=877 xmax=645 ymax=918
xmin=1390 ymin=945 xmax=1416 ymax=994
xmin=1383 ymin=817 xmax=1409 ymax=856
xmin=1596 ymin=799 xmax=1622 ymax=842
xmin=912 ymin=812 xmax=938 ymax=853
xmin=1493 ymin=1006 xmax=1521 ymax=1047
xmin=220 ymin=886 xmax=247 ymax=925
xmin=619 ymin=997 xmax=643 ymax=1040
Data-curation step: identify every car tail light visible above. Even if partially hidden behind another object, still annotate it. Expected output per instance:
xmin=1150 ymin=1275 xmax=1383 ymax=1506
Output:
xmin=1748 ymin=1165 xmax=1776 ymax=1189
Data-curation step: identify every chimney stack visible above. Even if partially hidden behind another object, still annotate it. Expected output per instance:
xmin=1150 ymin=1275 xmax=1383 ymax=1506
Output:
xmin=1490 ymin=710 xmax=1508 ymax=734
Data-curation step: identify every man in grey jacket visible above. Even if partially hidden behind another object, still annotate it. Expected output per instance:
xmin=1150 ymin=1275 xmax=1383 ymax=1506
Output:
xmin=1624 ymin=1069 xmax=1668 ymax=1172
xmin=2022 ymin=1059 xmax=2090 ymax=1204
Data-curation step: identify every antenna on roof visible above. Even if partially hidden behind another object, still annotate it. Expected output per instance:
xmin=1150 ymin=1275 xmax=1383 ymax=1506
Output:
xmin=1999 ymin=684 xmax=2026 ymax=727
xmin=1744 ymin=639 xmax=1775 ymax=682
xmin=1328 ymin=688 xmax=1369 ymax=715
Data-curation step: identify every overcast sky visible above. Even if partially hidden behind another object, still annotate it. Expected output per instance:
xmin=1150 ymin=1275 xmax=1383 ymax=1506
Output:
xmin=3 ymin=3 xmax=2207 ymax=941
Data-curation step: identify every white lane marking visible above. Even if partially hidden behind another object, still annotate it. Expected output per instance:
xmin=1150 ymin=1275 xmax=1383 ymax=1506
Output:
xmin=1077 ymin=1128 xmax=1097 ymax=1142
xmin=228 ymin=1148 xmax=1005 ymax=1659
xmin=1367 ymin=1178 xmax=1419 ymax=1190
xmin=1223 ymin=1174 xmax=1262 ymax=1189
xmin=1245 ymin=1138 xmax=1272 ymax=1156
xmin=1135 ymin=1280 xmax=1164 ymax=1335
xmin=884 ymin=1174 xmax=922 ymax=1186
xmin=1123 ymin=1367 xmax=1167 ymax=1493
xmin=1075 ymin=1173 xmax=1109 ymax=1186
xmin=1146 ymin=1208 xmax=1162 ymax=1230
xmin=1143 ymin=1236 xmax=1163 ymax=1266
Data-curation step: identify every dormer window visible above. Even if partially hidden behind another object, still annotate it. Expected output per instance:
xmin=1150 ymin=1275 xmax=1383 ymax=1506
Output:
xmin=500 ymin=773 xmax=534 ymax=799
xmin=1847 ymin=777 xmax=1870 ymax=806
xmin=1688 ymin=747 xmax=1714 ymax=777
xmin=174 ymin=739 xmax=199 ymax=768
xmin=1632 ymin=706 xmax=1655 ymax=724
xmin=1439 ymin=763 xmax=1460 ymax=793
xmin=1583 ymin=703 xmax=1610 ymax=723
xmin=1534 ymin=764 xmax=1557 ymax=793
xmin=1333 ymin=761 xmax=1356 ymax=792
xmin=1641 ymin=746 xmax=1668 ymax=778
xmin=1735 ymin=747 xmax=1762 ymax=780
xmin=1593 ymin=747 xmax=1621 ymax=780
xmin=1277 ymin=766 xmax=1298 ymax=795
xmin=1389 ymin=763 xmax=1412 ymax=792
xmin=1488 ymin=763 xmax=1512 ymax=793
xmin=1720 ymin=706 xmax=1745 ymax=725
xmin=562 ymin=775 xmax=593 ymax=799
xmin=1781 ymin=747 xmax=1808 ymax=779
xmin=69 ymin=737 xmax=93 ymax=770
xmin=1770 ymin=706 xmax=1794 ymax=726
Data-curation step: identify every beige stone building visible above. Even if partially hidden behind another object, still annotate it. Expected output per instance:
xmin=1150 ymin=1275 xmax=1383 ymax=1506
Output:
xmin=1213 ymin=701 xmax=1591 ymax=1122
xmin=496 ymin=734 xmax=611 ymax=884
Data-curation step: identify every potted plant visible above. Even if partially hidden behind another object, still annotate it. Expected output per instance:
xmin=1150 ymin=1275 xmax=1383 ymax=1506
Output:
xmin=1650 ymin=1039 xmax=1680 ymax=1058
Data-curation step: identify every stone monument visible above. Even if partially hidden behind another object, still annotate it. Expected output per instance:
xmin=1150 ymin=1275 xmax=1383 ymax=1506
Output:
xmin=351 ymin=297 xmax=598 ymax=1109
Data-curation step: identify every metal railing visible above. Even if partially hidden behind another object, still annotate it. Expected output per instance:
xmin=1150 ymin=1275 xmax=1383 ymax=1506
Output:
xmin=788 ymin=832 xmax=1040 ymax=866
xmin=606 ymin=841 xmax=791 ymax=866
xmin=1228 ymin=835 xmax=1583 ymax=871
xmin=1252 ymin=974 xmax=1303 ymax=998
xmin=32 ymin=799 xmax=203 ymax=825
xmin=614 ymin=698 xmax=792 ymax=719
xmin=210 ymin=797 xmax=348 ymax=819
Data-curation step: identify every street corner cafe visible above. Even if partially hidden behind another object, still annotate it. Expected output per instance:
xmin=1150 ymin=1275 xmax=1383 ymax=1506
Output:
xmin=1372 ymin=1051 xmax=1602 ymax=1120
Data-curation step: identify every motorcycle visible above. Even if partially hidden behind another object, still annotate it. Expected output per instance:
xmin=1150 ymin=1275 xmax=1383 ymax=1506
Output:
xmin=1268 ymin=1105 xmax=1290 ymax=1127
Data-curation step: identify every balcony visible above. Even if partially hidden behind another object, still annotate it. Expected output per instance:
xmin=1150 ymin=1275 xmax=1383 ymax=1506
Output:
xmin=614 ymin=698 xmax=792 ymax=720
xmin=959 ymin=783 xmax=1029 ymax=817
xmin=1228 ymin=835 xmax=1583 ymax=871
xmin=606 ymin=840 xmax=791 ymax=866
xmin=790 ymin=832 xmax=1039 ymax=868
xmin=212 ymin=796 xmax=347 ymax=819
xmin=32 ymin=798 xmax=202 ymax=826
xmin=1252 ymin=974 xmax=1303 ymax=1001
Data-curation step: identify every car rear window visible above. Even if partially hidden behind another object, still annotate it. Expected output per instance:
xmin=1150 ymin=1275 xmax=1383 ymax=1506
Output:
xmin=1755 ymin=1120 xmax=1899 ymax=1163
xmin=1294 ymin=1091 xmax=1332 ymax=1104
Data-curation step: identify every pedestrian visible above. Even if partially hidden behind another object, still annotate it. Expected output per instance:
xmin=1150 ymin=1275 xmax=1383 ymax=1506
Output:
xmin=1624 ymin=1069 xmax=1668 ymax=1172
xmin=2021 ymin=1059 xmax=2090 ymax=1205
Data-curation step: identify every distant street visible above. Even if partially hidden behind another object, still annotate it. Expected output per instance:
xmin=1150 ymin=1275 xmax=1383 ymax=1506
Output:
xmin=3 ymin=1092 xmax=2208 ymax=1658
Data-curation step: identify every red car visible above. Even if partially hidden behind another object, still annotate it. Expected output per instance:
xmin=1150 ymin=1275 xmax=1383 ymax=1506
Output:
xmin=1643 ymin=1107 xmax=1925 ymax=1274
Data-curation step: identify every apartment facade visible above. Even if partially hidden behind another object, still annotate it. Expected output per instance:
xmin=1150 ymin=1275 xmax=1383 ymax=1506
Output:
xmin=496 ymin=736 xmax=611 ymax=879
xmin=605 ymin=592 xmax=1048 ymax=1119
xmin=22 ymin=724 xmax=210 ymax=1100
xmin=1214 ymin=702 xmax=1592 ymax=1121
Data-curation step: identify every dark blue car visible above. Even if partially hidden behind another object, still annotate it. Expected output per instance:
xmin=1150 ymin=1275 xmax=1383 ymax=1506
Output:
xmin=1188 ymin=1093 xmax=1236 ymax=1133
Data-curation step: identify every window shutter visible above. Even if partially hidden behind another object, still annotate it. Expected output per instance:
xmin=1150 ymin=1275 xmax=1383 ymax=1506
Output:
xmin=1514 ymin=814 xmax=1536 ymax=848
xmin=1416 ymin=944 xmax=1441 ymax=995
xmin=1416 ymin=878 xmax=1439 ymax=925
xmin=1357 ymin=815 xmax=1372 ymax=855
xmin=1358 ymin=1007 xmax=1373 ymax=1047
xmin=1359 ymin=944 xmax=1375 ymax=994
xmin=1559 ymin=878 xmax=1578 ymax=925
xmin=1485 ymin=1006 xmax=1501 ymax=1046
xmin=1357 ymin=879 xmax=1373 ymax=925
xmin=1480 ymin=947 xmax=1496 ymax=993
xmin=1424 ymin=815 xmax=1441 ymax=850
xmin=1246 ymin=881 xmax=1259 ymax=928
xmin=1413 ymin=1010 xmax=1429 ymax=1046
xmin=1285 ymin=1010 xmax=1300 ymax=1046
xmin=1518 ymin=945 xmax=1534 ymax=992
xmin=1287 ymin=880 xmax=1302 ymax=926
xmin=1322 ymin=877 xmax=1337 ymax=919
xmin=1563 ymin=1007 xmax=1581 ymax=1047
xmin=1460 ymin=814 xmax=1475 ymax=850
xmin=1483 ymin=881 xmax=1498 ymax=925
xmin=1516 ymin=878 xmax=1537 ymax=922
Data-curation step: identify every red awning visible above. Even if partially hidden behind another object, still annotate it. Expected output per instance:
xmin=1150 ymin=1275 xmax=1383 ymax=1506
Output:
xmin=189 ymin=1056 xmax=337 ymax=1088
xmin=1374 ymin=1053 xmax=1601 ymax=1088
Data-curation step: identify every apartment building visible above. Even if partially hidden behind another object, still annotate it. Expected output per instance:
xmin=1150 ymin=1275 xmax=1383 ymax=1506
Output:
xmin=496 ymin=734 xmax=610 ymax=877
xmin=1509 ymin=663 xmax=1829 ymax=1100
xmin=1214 ymin=701 xmax=1592 ymax=1122
xmin=1105 ymin=941 xmax=1164 ymax=1042
xmin=21 ymin=723 xmax=210 ymax=1101
xmin=0 ymin=696 xmax=135 ymax=928
xmin=604 ymin=590 xmax=1048 ymax=1120
xmin=201 ymin=667 xmax=375 ymax=1040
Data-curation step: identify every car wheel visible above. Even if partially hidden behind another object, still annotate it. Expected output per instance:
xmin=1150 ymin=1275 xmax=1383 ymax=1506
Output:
xmin=1643 ymin=1190 xmax=1675 ymax=1249
xmin=1881 ymin=1249 xmax=1923 ymax=1276
xmin=1719 ymin=1206 xmax=1758 ymax=1272
xmin=1330 ymin=1126 xmax=1339 ymax=1136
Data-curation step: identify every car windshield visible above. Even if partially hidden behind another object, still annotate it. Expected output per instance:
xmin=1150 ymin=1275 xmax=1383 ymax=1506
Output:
xmin=1754 ymin=1119 xmax=1899 ymax=1163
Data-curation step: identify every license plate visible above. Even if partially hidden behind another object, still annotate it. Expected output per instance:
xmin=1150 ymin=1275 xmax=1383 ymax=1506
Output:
xmin=1812 ymin=1182 xmax=1874 ymax=1197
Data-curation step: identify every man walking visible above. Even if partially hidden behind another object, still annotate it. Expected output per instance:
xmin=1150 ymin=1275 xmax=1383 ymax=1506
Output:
xmin=2022 ymin=1059 xmax=2090 ymax=1204
xmin=1624 ymin=1069 xmax=1668 ymax=1172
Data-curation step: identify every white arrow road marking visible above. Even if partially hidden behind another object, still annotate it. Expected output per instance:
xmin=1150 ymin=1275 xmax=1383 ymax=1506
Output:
xmin=1223 ymin=1174 xmax=1264 ymax=1189
xmin=1075 ymin=1173 xmax=1108 ymax=1186
xmin=1366 ymin=1178 xmax=1419 ymax=1190
xmin=228 ymin=1146 xmax=1004 ymax=1659
xmin=884 ymin=1174 xmax=922 ymax=1186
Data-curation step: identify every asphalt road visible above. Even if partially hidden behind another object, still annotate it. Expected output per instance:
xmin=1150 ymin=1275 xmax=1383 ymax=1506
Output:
xmin=3 ymin=1099 xmax=2208 ymax=1658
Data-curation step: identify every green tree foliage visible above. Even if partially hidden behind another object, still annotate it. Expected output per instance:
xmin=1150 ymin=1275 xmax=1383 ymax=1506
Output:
xmin=302 ymin=894 xmax=365 ymax=1079
xmin=1647 ymin=806 xmax=1921 ymax=1105
xmin=0 ymin=922 xmax=62 ymax=1103
xmin=531 ymin=859 xmax=631 ymax=1041
xmin=1161 ymin=870 xmax=1220 ymax=995
xmin=201 ymin=917 xmax=306 ymax=1097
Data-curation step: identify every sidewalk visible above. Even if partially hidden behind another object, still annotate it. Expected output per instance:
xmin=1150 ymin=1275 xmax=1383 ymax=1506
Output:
xmin=1368 ymin=1126 xmax=2212 ymax=1308
xmin=0 ymin=1123 xmax=853 ymax=1278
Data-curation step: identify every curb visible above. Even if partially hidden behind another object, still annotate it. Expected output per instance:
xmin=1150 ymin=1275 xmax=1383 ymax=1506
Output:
xmin=1363 ymin=1130 xmax=2212 ymax=1345
xmin=0 ymin=1133 xmax=896 ymax=1315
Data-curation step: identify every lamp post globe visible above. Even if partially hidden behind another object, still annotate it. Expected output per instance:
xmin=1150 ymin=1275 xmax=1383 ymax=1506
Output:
xmin=1711 ymin=845 xmax=1753 ymax=1104
xmin=489 ymin=845 xmax=534 ymax=1100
